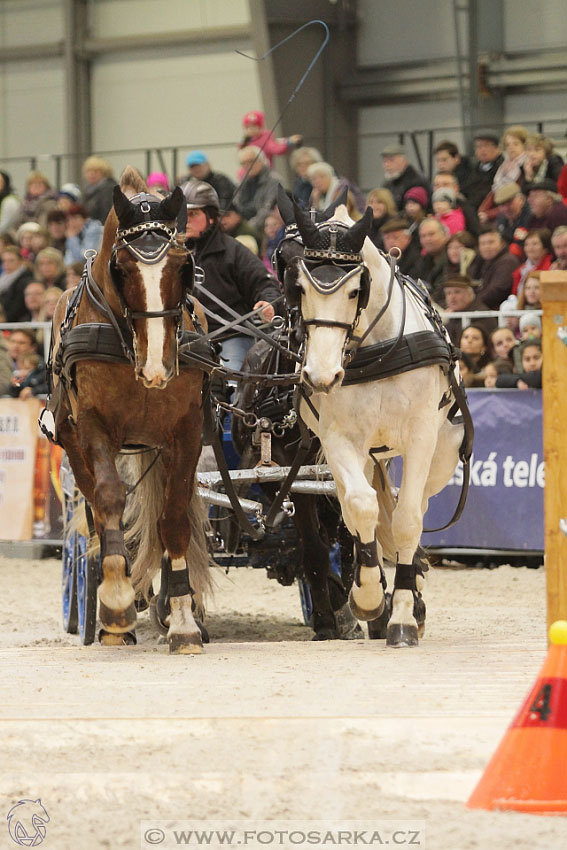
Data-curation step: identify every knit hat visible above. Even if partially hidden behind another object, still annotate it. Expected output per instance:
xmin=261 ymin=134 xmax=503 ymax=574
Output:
xmin=403 ymin=186 xmax=428 ymax=207
xmin=186 ymin=150 xmax=208 ymax=167
xmin=243 ymin=110 xmax=264 ymax=128
xmin=58 ymin=182 xmax=81 ymax=202
xmin=432 ymin=187 xmax=456 ymax=207
xmin=147 ymin=171 xmax=170 ymax=191
xmin=519 ymin=311 xmax=542 ymax=333
xmin=67 ymin=203 xmax=88 ymax=218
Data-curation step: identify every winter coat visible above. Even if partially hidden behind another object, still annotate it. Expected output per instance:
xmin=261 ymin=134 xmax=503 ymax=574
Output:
xmin=238 ymin=167 xmax=280 ymax=232
xmin=0 ymin=265 xmax=34 ymax=322
xmin=467 ymin=247 xmax=520 ymax=309
xmin=383 ymin=164 xmax=431 ymax=212
xmin=83 ymin=176 xmax=118 ymax=224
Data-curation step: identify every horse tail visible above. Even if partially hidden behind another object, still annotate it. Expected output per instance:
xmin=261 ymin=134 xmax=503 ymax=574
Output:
xmin=119 ymin=454 xmax=213 ymax=609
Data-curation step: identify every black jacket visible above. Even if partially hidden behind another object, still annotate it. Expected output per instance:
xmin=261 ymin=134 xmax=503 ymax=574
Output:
xmin=383 ymin=165 xmax=431 ymax=211
xmin=460 ymin=155 xmax=504 ymax=210
xmin=0 ymin=266 xmax=34 ymax=322
xmin=187 ymin=227 xmax=281 ymax=334
xmin=83 ymin=176 xmax=118 ymax=225
xmin=397 ymin=240 xmax=423 ymax=279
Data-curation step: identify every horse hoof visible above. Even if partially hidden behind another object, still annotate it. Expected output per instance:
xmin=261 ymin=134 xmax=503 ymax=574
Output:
xmin=98 ymin=629 xmax=137 ymax=646
xmin=312 ymin=628 xmax=339 ymax=641
xmin=334 ymin=602 xmax=364 ymax=639
xmin=386 ymin=623 xmax=419 ymax=648
xmin=99 ymin=601 xmax=137 ymax=633
xmin=168 ymin=632 xmax=203 ymax=654
xmin=367 ymin=592 xmax=392 ymax=640
xmin=348 ymin=589 xmax=385 ymax=622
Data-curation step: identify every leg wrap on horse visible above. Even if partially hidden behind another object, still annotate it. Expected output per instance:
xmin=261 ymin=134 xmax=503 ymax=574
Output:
xmin=394 ymin=561 xmax=418 ymax=592
xmin=100 ymin=528 xmax=130 ymax=574
xmin=354 ymin=535 xmax=386 ymax=590
xmin=168 ymin=567 xmax=193 ymax=598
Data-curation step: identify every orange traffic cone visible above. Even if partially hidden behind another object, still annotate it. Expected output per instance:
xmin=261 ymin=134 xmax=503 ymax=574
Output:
xmin=467 ymin=620 xmax=567 ymax=814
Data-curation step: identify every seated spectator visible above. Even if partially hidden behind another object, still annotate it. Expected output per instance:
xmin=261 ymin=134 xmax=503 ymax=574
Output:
xmin=0 ymin=171 xmax=21 ymax=236
xmin=18 ymin=171 xmax=58 ymax=227
xmin=458 ymin=351 xmax=477 ymax=388
xmin=518 ymin=310 xmax=542 ymax=343
xmin=484 ymin=357 xmax=514 ymax=387
xmin=511 ymin=229 xmax=552 ymax=295
xmin=7 ymin=328 xmax=39 ymax=370
xmin=236 ymin=147 xmax=281 ymax=232
xmin=415 ymin=217 xmax=450 ymax=305
xmin=184 ymin=151 xmax=236 ymax=212
xmin=16 ymin=222 xmax=42 ymax=262
xmin=380 ymin=218 xmax=422 ymax=278
xmin=0 ymin=246 xmax=34 ymax=321
xmin=290 ymin=147 xmax=323 ymax=208
xmin=433 ymin=140 xmax=474 ymax=194
xmin=478 ymin=126 xmax=529 ymax=222
xmin=523 ymin=134 xmax=564 ymax=185
xmin=239 ymin=110 xmax=303 ymax=171
xmin=464 ymin=129 xmax=504 ymax=210
xmin=402 ymin=186 xmax=428 ymax=246
xmin=432 ymin=187 xmax=466 ymax=235
xmin=220 ymin=200 xmax=262 ymax=253
xmin=41 ymin=286 xmax=64 ymax=321
xmin=496 ymin=340 xmax=542 ymax=389
xmin=65 ymin=260 xmax=85 ymax=290
xmin=491 ymin=326 xmax=519 ymax=367
xmin=517 ymin=271 xmax=542 ymax=311
xmin=432 ymin=172 xmax=480 ymax=236
xmin=146 ymin=172 xmax=170 ymax=197
xmin=307 ymin=161 xmax=365 ymax=219
xmin=551 ymin=226 xmax=567 ymax=270
xmin=458 ymin=323 xmax=493 ymax=379
xmin=82 ymin=156 xmax=117 ymax=224
xmin=8 ymin=350 xmax=47 ymax=399
xmin=64 ymin=204 xmax=104 ymax=264
xmin=29 ymin=227 xmax=49 ymax=262
xmin=442 ymin=274 xmax=497 ymax=346
xmin=493 ymin=182 xmax=530 ymax=258
xmin=22 ymin=281 xmax=46 ymax=322
xmin=35 ymin=247 xmax=66 ymax=289
xmin=367 ymin=188 xmax=397 ymax=250
xmin=445 ymin=230 xmax=477 ymax=276
xmin=526 ymin=179 xmax=567 ymax=231
xmin=381 ymin=143 xmax=431 ymax=211
xmin=0 ymin=332 xmax=13 ymax=394
xmin=57 ymin=183 xmax=82 ymax=213
xmin=467 ymin=226 xmax=520 ymax=309
xmin=261 ymin=211 xmax=285 ymax=274
xmin=46 ymin=209 xmax=68 ymax=254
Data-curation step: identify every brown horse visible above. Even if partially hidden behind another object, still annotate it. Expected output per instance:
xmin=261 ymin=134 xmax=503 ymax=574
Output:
xmin=48 ymin=167 xmax=211 ymax=653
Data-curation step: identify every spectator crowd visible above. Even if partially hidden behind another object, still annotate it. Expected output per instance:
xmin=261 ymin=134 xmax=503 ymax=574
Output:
xmin=1 ymin=114 xmax=565 ymax=399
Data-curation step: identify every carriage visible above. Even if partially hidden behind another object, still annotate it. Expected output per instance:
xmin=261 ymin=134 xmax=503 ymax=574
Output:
xmin=45 ymin=169 xmax=472 ymax=652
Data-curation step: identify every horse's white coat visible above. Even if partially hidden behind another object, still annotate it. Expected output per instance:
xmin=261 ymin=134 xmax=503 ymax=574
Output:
xmin=138 ymin=257 xmax=168 ymax=386
xmin=297 ymin=207 xmax=463 ymax=638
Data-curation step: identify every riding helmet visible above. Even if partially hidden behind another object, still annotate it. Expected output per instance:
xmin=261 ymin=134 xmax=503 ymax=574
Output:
xmin=181 ymin=180 xmax=220 ymax=212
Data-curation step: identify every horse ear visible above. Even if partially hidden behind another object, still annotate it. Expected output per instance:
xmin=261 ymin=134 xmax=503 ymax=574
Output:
xmin=113 ymin=186 xmax=132 ymax=226
xmin=346 ymin=207 xmax=373 ymax=252
xmin=159 ymin=186 xmax=184 ymax=221
xmin=277 ymin=184 xmax=296 ymax=226
xmin=317 ymin=186 xmax=349 ymax=222
xmin=293 ymin=201 xmax=319 ymax=247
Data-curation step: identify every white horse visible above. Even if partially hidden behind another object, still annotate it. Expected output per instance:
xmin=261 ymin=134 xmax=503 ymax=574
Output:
xmin=283 ymin=204 xmax=470 ymax=646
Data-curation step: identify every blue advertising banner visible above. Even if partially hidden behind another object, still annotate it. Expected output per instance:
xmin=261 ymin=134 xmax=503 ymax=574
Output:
xmin=421 ymin=389 xmax=543 ymax=551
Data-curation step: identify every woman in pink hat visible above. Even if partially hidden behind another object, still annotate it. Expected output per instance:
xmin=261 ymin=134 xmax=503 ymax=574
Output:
xmin=239 ymin=110 xmax=303 ymax=173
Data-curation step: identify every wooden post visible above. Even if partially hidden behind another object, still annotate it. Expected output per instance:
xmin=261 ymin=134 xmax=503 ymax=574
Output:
xmin=541 ymin=270 xmax=567 ymax=629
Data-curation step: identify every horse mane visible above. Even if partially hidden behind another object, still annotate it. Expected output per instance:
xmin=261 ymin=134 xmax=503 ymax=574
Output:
xmin=119 ymin=165 xmax=148 ymax=197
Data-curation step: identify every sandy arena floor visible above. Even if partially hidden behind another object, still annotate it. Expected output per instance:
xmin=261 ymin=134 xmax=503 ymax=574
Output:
xmin=1 ymin=555 xmax=566 ymax=850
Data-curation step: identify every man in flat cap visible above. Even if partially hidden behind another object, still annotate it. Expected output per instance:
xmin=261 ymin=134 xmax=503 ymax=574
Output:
xmin=380 ymin=217 xmax=422 ymax=278
xmin=442 ymin=273 xmax=497 ymax=346
xmin=380 ymin=143 xmax=431 ymax=211
xmin=494 ymin=182 xmax=531 ymax=258
xmin=525 ymin=179 xmax=567 ymax=232
xmin=464 ymin=129 xmax=504 ymax=211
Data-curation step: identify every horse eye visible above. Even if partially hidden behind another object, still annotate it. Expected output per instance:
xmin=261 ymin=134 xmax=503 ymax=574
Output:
xmin=348 ymin=289 xmax=359 ymax=299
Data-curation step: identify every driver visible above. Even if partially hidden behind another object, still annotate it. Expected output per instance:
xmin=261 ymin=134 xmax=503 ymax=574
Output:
xmin=181 ymin=181 xmax=281 ymax=372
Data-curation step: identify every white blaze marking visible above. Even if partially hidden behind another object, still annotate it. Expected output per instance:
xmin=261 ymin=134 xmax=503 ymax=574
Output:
xmin=138 ymin=258 xmax=167 ymax=381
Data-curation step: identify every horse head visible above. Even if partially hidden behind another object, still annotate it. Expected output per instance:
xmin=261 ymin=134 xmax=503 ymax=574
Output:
xmin=109 ymin=184 xmax=194 ymax=389
xmin=283 ymin=202 xmax=373 ymax=393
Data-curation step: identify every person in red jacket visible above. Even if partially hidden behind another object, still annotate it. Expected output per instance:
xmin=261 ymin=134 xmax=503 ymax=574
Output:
xmin=239 ymin=110 xmax=302 ymax=172
xmin=511 ymin=228 xmax=553 ymax=296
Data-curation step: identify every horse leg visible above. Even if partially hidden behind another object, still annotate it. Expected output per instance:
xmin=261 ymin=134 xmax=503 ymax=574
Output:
xmin=292 ymin=493 xmax=339 ymax=640
xmin=388 ymin=436 xmax=438 ymax=648
xmin=325 ymin=440 xmax=385 ymax=621
xmin=80 ymin=422 xmax=136 ymax=645
xmin=159 ymin=426 xmax=204 ymax=654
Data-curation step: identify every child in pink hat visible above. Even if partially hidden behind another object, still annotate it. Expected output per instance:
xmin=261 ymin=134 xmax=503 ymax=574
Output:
xmin=238 ymin=110 xmax=303 ymax=174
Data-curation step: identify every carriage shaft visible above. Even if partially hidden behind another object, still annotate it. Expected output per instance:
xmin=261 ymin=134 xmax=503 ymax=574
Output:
xmin=197 ymin=464 xmax=331 ymax=487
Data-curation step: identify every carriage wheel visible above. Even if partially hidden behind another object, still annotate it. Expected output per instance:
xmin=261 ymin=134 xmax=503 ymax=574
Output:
xmin=298 ymin=579 xmax=314 ymax=627
xmin=61 ymin=494 xmax=78 ymax=634
xmin=76 ymin=516 xmax=98 ymax=646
